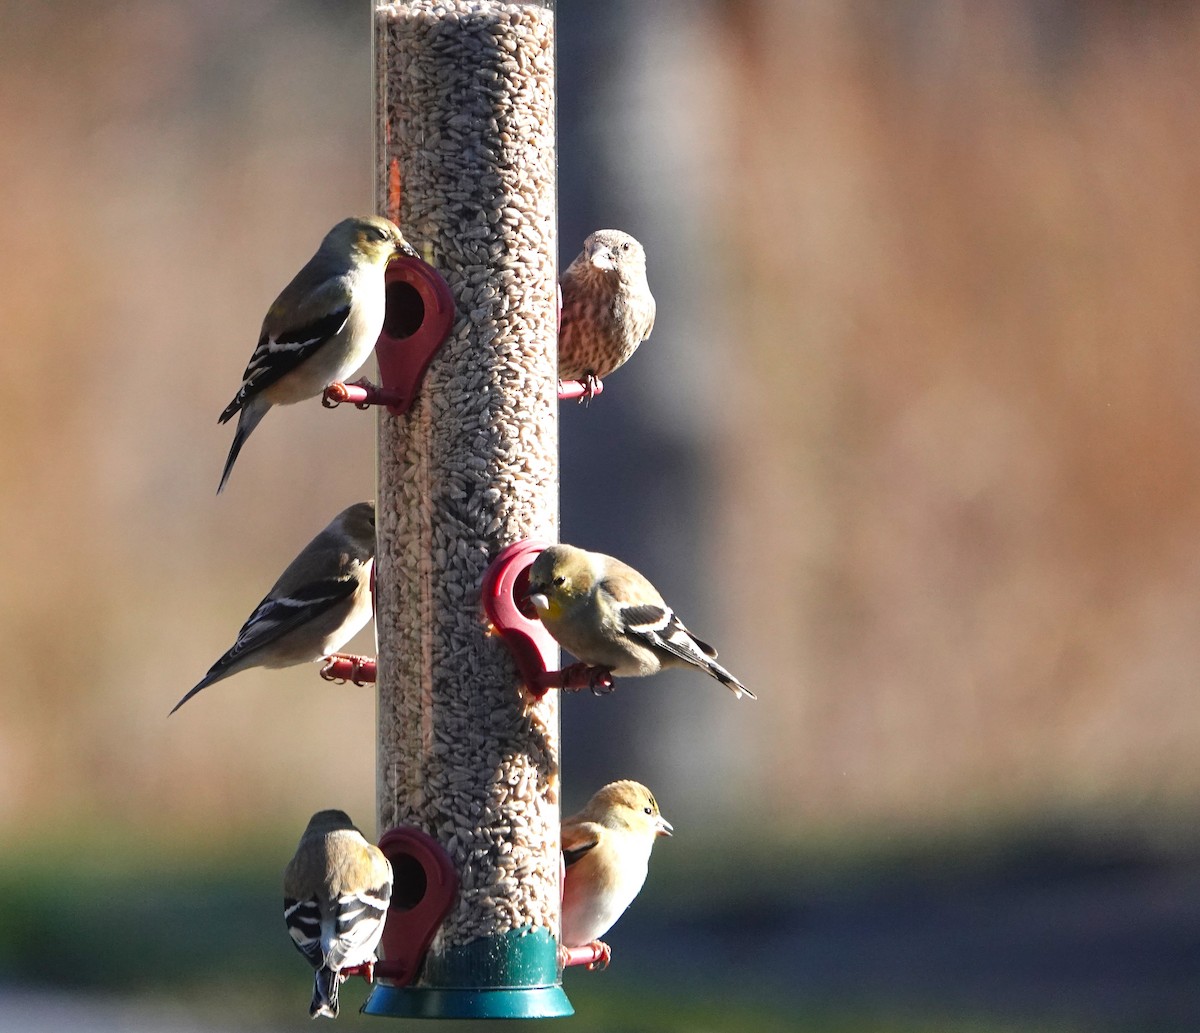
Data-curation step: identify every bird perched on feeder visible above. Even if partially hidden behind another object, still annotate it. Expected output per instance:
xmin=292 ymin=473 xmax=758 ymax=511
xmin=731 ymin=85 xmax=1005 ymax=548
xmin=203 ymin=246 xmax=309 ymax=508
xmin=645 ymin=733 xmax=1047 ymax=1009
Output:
xmin=217 ymin=215 xmax=417 ymax=492
xmin=284 ymin=809 xmax=393 ymax=1019
xmin=526 ymin=543 xmax=755 ymax=699
xmin=169 ymin=501 xmax=376 ymax=714
xmin=558 ymin=229 xmax=655 ymax=401
xmin=561 ymin=780 xmax=672 ymax=968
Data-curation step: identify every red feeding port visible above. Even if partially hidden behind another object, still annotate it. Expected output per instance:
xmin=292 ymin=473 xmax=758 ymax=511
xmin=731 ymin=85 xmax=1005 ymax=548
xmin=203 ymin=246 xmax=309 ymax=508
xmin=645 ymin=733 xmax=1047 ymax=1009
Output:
xmin=481 ymin=540 xmax=615 ymax=699
xmin=482 ymin=539 xmax=559 ymax=700
xmin=323 ymin=255 xmax=455 ymax=416
xmin=373 ymin=826 xmax=460 ymax=987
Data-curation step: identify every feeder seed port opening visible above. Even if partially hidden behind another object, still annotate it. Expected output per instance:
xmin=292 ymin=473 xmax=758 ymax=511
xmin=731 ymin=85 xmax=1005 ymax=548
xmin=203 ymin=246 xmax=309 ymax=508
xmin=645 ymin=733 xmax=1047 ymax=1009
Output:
xmin=371 ymin=827 xmax=460 ymax=988
xmin=322 ymin=256 xmax=455 ymax=415
xmin=483 ymin=540 xmax=617 ymax=699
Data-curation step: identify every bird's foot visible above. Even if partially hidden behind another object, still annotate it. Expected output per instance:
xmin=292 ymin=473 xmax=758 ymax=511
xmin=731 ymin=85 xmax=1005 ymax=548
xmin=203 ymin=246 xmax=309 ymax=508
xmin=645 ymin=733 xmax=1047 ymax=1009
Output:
xmin=322 ymin=382 xmax=351 ymax=407
xmin=556 ymin=378 xmax=605 ymax=404
xmin=320 ymin=654 xmax=377 ymax=685
xmin=323 ymin=379 xmax=379 ymax=409
xmin=559 ymin=941 xmax=612 ymax=970
xmin=558 ymin=663 xmax=615 ymax=695
xmin=339 ymin=961 xmax=375 ymax=984
xmin=587 ymin=667 xmax=616 ymax=695
xmin=586 ymin=940 xmax=611 ymax=971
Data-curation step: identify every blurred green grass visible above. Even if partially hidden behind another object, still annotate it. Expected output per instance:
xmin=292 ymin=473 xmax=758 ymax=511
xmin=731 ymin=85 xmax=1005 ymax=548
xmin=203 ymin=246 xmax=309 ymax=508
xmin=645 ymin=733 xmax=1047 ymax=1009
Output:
xmin=0 ymin=824 xmax=1106 ymax=1033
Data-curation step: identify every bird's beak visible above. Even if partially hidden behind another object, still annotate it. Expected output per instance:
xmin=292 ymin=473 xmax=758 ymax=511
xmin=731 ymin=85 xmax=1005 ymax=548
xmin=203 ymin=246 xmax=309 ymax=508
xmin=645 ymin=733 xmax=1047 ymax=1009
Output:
xmin=522 ymin=579 xmax=549 ymax=613
xmin=656 ymin=816 xmax=674 ymax=838
xmin=397 ymin=238 xmax=418 ymax=259
xmin=588 ymin=243 xmax=616 ymax=271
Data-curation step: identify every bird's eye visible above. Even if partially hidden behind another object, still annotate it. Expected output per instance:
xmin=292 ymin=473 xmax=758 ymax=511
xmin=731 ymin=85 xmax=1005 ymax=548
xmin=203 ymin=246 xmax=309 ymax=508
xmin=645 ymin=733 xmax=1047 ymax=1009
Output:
xmin=621 ymin=241 xmax=631 ymax=251
xmin=643 ymin=805 xmax=653 ymax=815
xmin=553 ymin=576 xmax=566 ymax=587
xmin=368 ymin=226 xmax=389 ymax=242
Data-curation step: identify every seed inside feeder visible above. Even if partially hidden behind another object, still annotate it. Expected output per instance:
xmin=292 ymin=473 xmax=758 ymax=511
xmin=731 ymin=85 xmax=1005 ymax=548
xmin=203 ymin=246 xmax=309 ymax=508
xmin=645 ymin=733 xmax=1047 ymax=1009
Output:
xmin=374 ymin=0 xmax=560 ymax=954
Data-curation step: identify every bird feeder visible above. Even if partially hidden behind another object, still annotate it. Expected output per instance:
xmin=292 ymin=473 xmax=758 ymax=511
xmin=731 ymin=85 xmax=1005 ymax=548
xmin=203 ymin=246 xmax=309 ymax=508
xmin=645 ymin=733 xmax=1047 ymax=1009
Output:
xmin=367 ymin=0 xmax=567 ymax=1019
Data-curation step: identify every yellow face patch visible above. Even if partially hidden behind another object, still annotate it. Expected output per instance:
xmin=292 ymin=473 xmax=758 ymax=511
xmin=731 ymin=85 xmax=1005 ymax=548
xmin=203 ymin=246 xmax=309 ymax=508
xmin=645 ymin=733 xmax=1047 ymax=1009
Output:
xmin=535 ymin=595 xmax=563 ymax=623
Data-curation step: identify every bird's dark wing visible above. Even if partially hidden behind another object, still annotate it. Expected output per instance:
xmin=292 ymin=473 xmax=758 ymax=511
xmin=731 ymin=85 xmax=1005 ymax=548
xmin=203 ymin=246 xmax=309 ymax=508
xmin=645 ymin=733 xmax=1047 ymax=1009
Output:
xmin=562 ymin=822 xmax=602 ymax=868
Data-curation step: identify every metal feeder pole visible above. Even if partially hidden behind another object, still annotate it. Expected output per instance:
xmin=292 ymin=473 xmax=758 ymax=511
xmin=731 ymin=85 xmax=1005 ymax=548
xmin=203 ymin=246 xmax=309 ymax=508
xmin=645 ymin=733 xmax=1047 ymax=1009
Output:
xmin=367 ymin=0 xmax=566 ymax=1020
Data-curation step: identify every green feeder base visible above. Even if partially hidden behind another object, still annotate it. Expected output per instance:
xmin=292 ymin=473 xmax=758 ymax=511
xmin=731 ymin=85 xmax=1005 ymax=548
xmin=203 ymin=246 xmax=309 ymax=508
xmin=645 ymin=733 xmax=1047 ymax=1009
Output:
xmin=362 ymin=927 xmax=573 ymax=1019
xmin=362 ymin=984 xmax=573 ymax=1019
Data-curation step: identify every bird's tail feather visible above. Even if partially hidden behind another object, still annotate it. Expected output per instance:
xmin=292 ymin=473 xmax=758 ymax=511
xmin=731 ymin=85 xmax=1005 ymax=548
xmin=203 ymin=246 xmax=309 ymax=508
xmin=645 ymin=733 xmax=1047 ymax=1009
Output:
xmin=310 ymin=968 xmax=340 ymax=1019
xmin=168 ymin=663 xmax=228 ymax=716
xmin=217 ymin=402 xmax=266 ymax=494
xmin=708 ymin=659 xmax=756 ymax=700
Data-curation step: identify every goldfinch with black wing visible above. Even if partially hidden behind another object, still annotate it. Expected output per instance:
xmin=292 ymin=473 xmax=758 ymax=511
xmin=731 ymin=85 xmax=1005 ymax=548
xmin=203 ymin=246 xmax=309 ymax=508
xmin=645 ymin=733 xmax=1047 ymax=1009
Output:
xmin=527 ymin=543 xmax=755 ymax=699
xmin=284 ymin=809 xmax=393 ymax=1019
xmin=170 ymin=501 xmax=375 ymax=714
xmin=217 ymin=216 xmax=416 ymax=492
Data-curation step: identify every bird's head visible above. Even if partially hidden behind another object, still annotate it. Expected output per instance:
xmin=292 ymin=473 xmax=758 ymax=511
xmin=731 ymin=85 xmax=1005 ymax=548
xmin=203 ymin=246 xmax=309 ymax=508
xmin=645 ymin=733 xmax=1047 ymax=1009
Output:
xmin=580 ymin=229 xmax=646 ymax=278
xmin=585 ymin=780 xmax=673 ymax=839
xmin=525 ymin=544 xmax=593 ymax=621
xmin=338 ymin=500 xmax=376 ymax=537
xmin=303 ymin=809 xmax=358 ymax=836
xmin=328 ymin=215 xmax=418 ymax=265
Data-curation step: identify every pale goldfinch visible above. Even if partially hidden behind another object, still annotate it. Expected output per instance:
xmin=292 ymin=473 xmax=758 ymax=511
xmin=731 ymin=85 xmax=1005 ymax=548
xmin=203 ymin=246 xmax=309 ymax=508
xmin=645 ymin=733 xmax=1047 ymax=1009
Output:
xmin=527 ymin=544 xmax=755 ymax=700
xmin=284 ymin=809 xmax=393 ymax=1019
xmin=170 ymin=502 xmax=375 ymax=714
xmin=217 ymin=216 xmax=416 ymax=493
xmin=558 ymin=230 xmax=655 ymax=400
xmin=561 ymin=780 xmax=672 ymax=963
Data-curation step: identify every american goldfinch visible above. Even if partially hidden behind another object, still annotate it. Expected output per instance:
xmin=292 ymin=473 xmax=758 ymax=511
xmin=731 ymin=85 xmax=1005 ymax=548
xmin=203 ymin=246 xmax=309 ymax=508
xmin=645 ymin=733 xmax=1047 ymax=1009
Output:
xmin=217 ymin=216 xmax=416 ymax=493
xmin=284 ymin=809 xmax=393 ymax=1019
xmin=170 ymin=501 xmax=375 ymax=714
xmin=558 ymin=230 xmax=655 ymax=400
xmin=561 ymin=780 xmax=672 ymax=964
xmin=527 ymin=544 xmax=756 ymax=700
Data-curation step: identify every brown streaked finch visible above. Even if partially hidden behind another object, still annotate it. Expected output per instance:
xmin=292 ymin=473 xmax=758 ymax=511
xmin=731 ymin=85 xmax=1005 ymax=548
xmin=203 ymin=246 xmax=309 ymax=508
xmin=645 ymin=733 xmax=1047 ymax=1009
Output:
xmin=284 ymin=809 xmax=393 ymax=1019
xmin=526 ymin=543 xmax=755 ymax=700
xmin=561 ymin=780 xmax=672 ymax=967
xmin=558 ymin=229 xmax=655 ymax=401
xmin=169 ymin=502 xmax=375 ymax=714
xmin=217 ymin=216 xmax=416 ymax=493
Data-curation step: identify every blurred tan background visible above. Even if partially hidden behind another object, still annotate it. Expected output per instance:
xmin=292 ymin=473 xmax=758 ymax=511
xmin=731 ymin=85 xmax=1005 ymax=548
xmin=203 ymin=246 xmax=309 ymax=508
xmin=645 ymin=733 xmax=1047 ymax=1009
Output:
xmin=0 ymin=2 xmax=381 ymax=837
xmin=3 ymin=1 xmax=1200 ymax=1029
xmin=716 ymin=0 xmax=1200 ymax=830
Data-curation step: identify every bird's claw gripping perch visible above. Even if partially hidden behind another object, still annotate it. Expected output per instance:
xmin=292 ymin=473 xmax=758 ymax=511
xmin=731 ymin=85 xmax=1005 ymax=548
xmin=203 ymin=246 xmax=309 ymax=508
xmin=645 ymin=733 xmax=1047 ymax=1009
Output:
xmin=320 ymin=654 xmax=377 ymax=685
xmin=322 ymin=378 xmax=407 ymax=410
xmin=339 ymin=960 xmax=376 ymax=984
xmin=559 ymin=940 xmax=611 ymax=971
xmin=554 ymin=662 xmax=615 ymax=695
xmin=557 ymin=378 xmax=604 ymax=403
xmin=587 ymin=941 xmax=611 ymax=970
